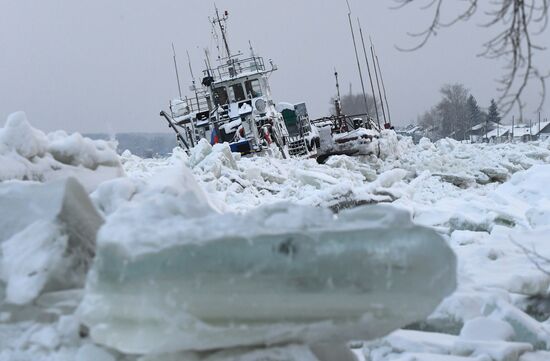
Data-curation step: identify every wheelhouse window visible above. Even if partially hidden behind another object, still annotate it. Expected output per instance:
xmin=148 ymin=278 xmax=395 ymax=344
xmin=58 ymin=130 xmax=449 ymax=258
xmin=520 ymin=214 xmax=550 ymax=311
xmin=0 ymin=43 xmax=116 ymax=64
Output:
xmin=213 ymin=87 xmax=229 ymax=106
xmin=228 ymin=83 xmax=246 ymax=103
xmin=245 ymin=79 xmax=262 ymax=98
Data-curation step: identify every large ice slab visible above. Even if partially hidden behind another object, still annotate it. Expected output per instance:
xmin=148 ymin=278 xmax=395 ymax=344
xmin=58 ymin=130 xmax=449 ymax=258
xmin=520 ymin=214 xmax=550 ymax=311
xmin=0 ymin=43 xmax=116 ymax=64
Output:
xmin=80 ymin=201 xmax=456 ymax=354
xmin=0 ymin=177 xmax=103 ymax=304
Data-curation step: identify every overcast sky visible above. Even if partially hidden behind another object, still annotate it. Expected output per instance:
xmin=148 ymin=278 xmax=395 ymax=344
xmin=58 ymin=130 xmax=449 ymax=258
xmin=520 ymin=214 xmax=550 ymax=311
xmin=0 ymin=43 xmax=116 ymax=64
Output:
xmin=1 ymin=0 xmax=548 ymax=133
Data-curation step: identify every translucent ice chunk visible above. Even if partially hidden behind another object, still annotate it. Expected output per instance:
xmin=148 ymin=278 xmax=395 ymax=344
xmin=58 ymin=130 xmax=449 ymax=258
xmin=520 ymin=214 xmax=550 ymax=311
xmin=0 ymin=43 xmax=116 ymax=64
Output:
xmin=79 ymin=204 xmax=456 ymax=354
xmin=0 ymin=177 xmax=103 ymax=304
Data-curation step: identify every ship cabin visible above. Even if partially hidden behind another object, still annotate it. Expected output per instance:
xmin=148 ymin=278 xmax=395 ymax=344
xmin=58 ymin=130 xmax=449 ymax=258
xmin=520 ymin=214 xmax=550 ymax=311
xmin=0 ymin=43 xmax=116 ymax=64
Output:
xmin=200 ymin=55 xmax=278 ymax=152
xmin=203 ymin=56 xmax=274 ymax=119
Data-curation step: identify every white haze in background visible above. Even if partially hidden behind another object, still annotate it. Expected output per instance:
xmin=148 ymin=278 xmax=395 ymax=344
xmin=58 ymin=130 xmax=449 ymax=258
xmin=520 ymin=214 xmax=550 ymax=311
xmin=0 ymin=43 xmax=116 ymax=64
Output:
xmin=1 ymin=0 xmax=548 ymax=133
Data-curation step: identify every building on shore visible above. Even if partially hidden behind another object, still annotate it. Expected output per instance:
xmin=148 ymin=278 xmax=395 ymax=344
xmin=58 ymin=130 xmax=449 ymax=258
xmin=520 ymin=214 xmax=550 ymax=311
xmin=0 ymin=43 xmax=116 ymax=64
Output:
xmin=469 ymin=119 xmax=550 ymax=143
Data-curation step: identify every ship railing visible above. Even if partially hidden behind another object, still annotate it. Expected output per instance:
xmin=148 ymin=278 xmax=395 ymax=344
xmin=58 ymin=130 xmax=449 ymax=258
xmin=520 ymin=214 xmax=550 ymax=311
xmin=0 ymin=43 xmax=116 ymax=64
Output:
xmin=182 ymin=88 xmax=211 ymax=114
xmin=204 ymin=56 xmax=266 ymax=81
xmin=311 ymin=114 xmax=381 ymax=133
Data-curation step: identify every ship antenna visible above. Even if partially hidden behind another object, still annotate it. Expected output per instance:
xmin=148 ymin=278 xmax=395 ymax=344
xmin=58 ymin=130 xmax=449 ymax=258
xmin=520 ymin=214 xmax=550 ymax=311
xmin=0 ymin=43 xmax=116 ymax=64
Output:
xmin=335 ymin=68 xmax=342 ymax=101
xmin=204 ymin=48 xmax=213 ymax=76
xmin=249 ymin=40 xmax=255 ymax=57
xmin=209 ymin=16 xmax=221 ymax=61
xmin=334 ymin=68 xmax=343 ymax=116
xmin=358 ymin=18 xmax=380 ymax=128
xmin=172 ymin=43 xmax=183 ymax=100
xmin=187 ymin=50 xmax=196 ymax=83
xmin=187 ymin=50 xmax=202 ymax=113
xmin=214 ymin=5 xmax=231 ymax=59
xmin=370 ymin=36 xmax=387 ymax=126
xmin=346 ymin=0 xmax=370 ymax=118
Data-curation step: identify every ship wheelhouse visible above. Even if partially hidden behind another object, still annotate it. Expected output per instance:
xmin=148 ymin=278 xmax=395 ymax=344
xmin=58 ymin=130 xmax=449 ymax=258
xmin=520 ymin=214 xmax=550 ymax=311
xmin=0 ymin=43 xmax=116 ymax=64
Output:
xmin=200 ymin=54 xmax=286 ymax=154
xmin=204 ymin=56 xmax=274 ymax=118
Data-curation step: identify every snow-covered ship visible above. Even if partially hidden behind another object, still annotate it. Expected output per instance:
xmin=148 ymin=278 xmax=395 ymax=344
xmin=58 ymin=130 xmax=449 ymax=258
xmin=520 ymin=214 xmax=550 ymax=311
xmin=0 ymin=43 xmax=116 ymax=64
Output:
xmin=160 ymin=8 xmax=319 ymax=159
xmin=160 ymin=8 xmax=390 ymax=162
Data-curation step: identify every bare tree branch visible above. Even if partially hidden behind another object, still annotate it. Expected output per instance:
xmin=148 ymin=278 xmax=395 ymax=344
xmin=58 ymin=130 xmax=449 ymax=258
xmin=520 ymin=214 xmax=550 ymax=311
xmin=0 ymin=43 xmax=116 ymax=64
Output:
xmin=510 ymin=236 xmax=550 ymax=276
xmin=395 ymin=0 xmax=549 ymax=117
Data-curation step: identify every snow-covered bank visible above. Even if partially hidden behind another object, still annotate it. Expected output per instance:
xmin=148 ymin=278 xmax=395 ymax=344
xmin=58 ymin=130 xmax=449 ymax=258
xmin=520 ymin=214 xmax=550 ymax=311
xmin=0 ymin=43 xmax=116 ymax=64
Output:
xmin=113 ymin=134 xmax=550 ymax=360
xmin=2 ymin=113 xmax=550 ymax=361
xmin=0 ymin=112 xmax=124 ymax=191
xmin=121 ymin=134 xmax=550 ymax=214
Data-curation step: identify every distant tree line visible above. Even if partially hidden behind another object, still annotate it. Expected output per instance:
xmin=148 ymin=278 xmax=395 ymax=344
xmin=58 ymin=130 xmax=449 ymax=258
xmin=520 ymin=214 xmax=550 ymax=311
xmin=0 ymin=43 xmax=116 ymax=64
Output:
xmin=417 ymin=84 xmax=501 ymax=141
xmin=395 ymin=0 xmax=549 ymax=116
xmin=330 ymin=93 xmax=379 ymax=117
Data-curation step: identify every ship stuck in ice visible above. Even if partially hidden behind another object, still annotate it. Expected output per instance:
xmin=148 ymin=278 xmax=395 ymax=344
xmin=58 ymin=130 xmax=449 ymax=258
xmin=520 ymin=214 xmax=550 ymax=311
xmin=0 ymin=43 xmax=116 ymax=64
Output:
xmin=160 ymin=7 xmax=393 ymax=163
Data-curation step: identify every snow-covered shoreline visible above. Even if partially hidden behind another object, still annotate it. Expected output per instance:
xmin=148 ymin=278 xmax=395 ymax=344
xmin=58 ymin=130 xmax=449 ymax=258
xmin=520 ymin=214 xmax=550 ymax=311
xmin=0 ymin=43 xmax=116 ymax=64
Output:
xmin=0 ymin=112 xmax=124 ymax=192
xmin=2 ymin=113 xmax=550 ymax=361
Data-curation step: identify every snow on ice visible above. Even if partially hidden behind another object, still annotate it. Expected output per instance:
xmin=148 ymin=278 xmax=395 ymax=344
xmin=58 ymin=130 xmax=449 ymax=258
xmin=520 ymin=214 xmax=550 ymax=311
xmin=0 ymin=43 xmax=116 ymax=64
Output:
xmin=2 ymin=112 xmax=550 ymax=360
xmin=0 ymin=178 xmax=102 ymax=305
xmin=0 ymin=111 xmax=124 ymax=192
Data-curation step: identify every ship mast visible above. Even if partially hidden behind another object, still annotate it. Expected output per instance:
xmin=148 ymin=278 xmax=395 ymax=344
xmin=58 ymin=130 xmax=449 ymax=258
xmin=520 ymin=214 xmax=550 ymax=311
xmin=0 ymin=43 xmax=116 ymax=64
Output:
xmin=334 ymin=69 xmax=343 ymax=116
xmin=171 ymin=43 xmax=183 ymax=100
xmin=373 ymin=45 xmax=392 ymax=127
xmin=370 ymin=37 xmax=387 ymax=126
xmin=357 ymin=19 xmax=380 ymax=128
xmin=213 ymin=6 xmax=231 ymax=59
xmin=346 ymin=0 xmax=370 ymax=118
